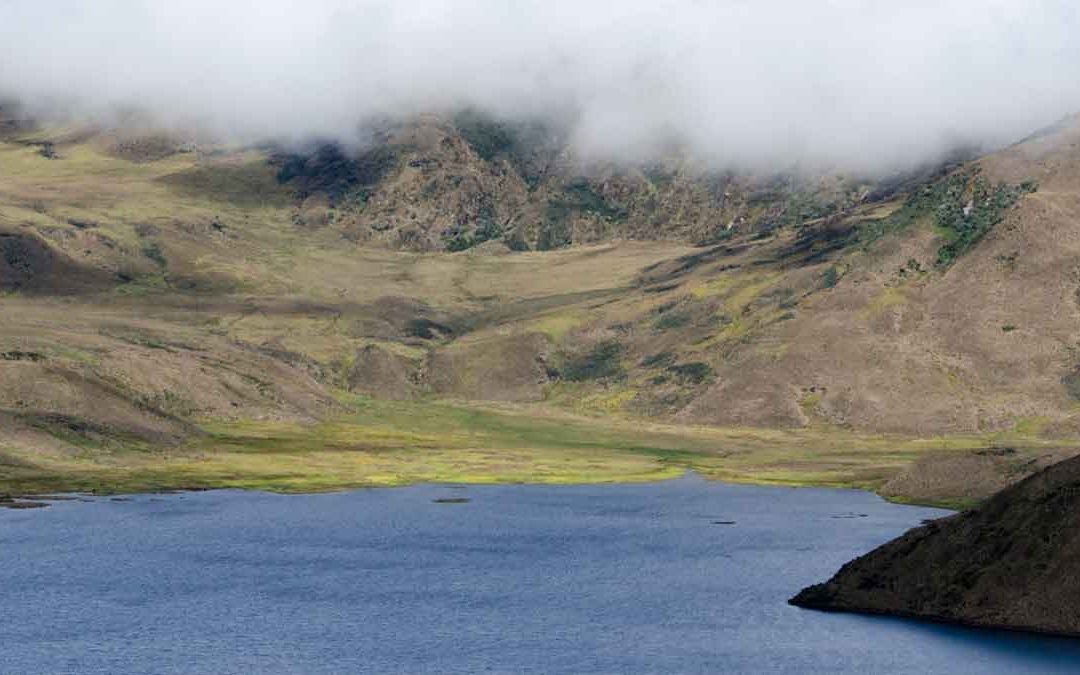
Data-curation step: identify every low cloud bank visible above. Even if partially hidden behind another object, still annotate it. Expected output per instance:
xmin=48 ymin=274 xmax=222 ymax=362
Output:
xmin=2 ymin=1 xmax=1079 ymax=172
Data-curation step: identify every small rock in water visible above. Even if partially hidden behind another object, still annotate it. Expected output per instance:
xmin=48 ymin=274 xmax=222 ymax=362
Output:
xmin=433 ymin=497 xmax=471 ymax=505
xmin=712 ymin=520 xmax=737 ymax=525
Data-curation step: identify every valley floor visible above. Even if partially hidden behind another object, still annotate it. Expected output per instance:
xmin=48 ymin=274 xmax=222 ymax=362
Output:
xmin=3 ymin=394 xmax=1076 ymax=509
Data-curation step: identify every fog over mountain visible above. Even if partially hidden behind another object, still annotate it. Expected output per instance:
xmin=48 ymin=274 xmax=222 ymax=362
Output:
xmin=2 ymin=0 xmax=1079 ymax=172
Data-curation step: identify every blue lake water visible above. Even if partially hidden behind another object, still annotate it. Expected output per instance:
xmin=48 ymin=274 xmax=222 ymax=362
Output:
xmin=3 ymin=475 xmax=1080 ymax=674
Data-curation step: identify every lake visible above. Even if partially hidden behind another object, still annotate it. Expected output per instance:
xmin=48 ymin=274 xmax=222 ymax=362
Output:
xmin=3 ymin=475 xmax=1079 ymax=674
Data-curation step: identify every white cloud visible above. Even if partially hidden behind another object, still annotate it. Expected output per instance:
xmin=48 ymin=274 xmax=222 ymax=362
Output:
xmin=2 ymin=0 xmax=1078 ymax=172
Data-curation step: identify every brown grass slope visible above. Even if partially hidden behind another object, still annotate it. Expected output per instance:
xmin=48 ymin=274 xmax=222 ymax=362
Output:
xmin=3 ymin=108 xmax=1080 ymax=502
xmin=674 ymin=117 xmax=1080 ymax=435
xmin=790 ymin=452 xmax=1080 ymax=637
xmin=0 ymin=115 xmax=706 ymax=463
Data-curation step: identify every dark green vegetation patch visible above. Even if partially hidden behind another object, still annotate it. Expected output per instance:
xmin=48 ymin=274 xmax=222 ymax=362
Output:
xmin=454 ymin=110 xmax=515 ymax=162
xmin=860 ymin=168 xmax=1037 ymax=266
xmin=1063 ymin=368 xmax=1080 ymax=401
xmin=142 ymin=243 xmax=167 ymax=268
xmin=275 ymin=143 xmax=401 ymax=204
xmin=442 ymin=201 xmax=504 ymax=252
xmin=653 ymin=302 xmax=693 ymax=331
xmin=560 ymin=339 xmax=625 ymax=382
xmin=551 ymin=181 xmax=628 ymax=223
xmin=538 ymin=181 xmax=629 ymax=251
xmin=536 ymin=216 xmax=573 ymax=251
xmin=640 ymin=351 xmax=676 ymax=369
xmin=667 ymin=362 xmax=714 ymax=385
xmin=934 ymin=177 xmax=1038 ymax=266
xmin=822 ymin=266 xmax=840 ymax=288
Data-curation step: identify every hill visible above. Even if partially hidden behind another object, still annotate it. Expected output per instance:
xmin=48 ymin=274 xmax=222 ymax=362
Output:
xmin=2 ymin=106 xmax=1080 ymax=504
xmin=790 ymin=452 xmax=1080 ymax=637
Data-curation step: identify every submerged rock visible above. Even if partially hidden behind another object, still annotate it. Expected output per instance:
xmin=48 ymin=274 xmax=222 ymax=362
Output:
xmin=790 ymin=454 xmax=1080 ymax=637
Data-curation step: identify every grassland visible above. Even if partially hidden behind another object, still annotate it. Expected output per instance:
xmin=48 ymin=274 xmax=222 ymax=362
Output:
xmin=3 ymin=394 xmax=1074 ymax=508
xmin=3 ymin=121 xmax=1080 ymax=509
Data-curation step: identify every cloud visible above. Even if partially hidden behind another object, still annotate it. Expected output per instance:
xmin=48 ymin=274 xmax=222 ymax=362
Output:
xmin=2 ymin=0 xmax=1079 ymax=172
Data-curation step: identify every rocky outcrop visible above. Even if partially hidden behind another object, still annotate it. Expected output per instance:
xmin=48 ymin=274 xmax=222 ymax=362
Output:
xmin=272 ymin=114 xmax=874 ymax=253
xmin=790 ymin=454 xmax=1080 ymax=637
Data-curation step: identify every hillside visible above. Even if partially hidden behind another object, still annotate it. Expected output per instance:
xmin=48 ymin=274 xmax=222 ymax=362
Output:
xmin=790 ymin=452 xmax=1080 ymax=637
xmin=270 ymin=111 xmax=877 ymax=253
xmin=3 ymin=106 xmax=1080 ymax=504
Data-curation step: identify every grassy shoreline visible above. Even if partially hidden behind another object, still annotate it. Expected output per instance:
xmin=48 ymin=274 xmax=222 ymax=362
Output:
xmin=3 ymin=397 xmax=1075 ymax=509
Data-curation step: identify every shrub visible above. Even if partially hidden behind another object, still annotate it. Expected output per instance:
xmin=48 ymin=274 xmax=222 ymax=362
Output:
xmin=559 ymin=181 xmax=628 ymax=222
xmin=1064 ymin=369 xmax=1080 ymax=401
xmin=822 ymin=267 xmax=840 ymax=288
xmin=444 ymin=235 xmax=473 ymax=253
xmin=442 ymin=206 xmax=504 ymax=252
xmin=505 ymin=229 xmax=530 ymax=252
xmin=536 ymin=215 xmax=573 ymax=251
xmin=652 ymin=299 xmax=706 ymax=332
xmin=698 ymin=227 xmax=735 ymax=246
xmin=142 ymin=243 xmax=167 ymax=268
xmin=667 ymin=362 xmax=714 ymax=385
xmin=541 ymin=180 xmax=628 ymax=249
xmin=454 ymin=110 xmax=515 ymax=162
xmin=640 ymin=351 xmax=675 ymax=369
xmin=654 ymin=311 xmax=692 ymax=331
xmin=561 ymin=340 xmax=624 ymax=381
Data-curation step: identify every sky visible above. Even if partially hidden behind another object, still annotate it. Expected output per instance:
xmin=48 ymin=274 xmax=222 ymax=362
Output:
xmin=1 ymin=0 xmax=1079 ymax=172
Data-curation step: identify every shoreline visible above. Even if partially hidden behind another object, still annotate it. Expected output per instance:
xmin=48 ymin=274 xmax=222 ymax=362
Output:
xmin=3 ymin=399 xmax=1075 ymax=511
xmin=1 ymin=469 xmax=964 ymax=512
xmin=789 ymin=600 xmax=1080 ymax=642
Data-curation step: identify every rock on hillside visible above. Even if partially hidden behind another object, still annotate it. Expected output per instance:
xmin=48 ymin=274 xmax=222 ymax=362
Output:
xmin=790 ymin=453 xmax=1080 ymax=637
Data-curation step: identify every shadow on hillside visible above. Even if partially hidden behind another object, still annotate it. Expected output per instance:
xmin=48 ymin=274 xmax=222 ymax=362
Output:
xmin=157 ymin=161 xmax=292 ymax=209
